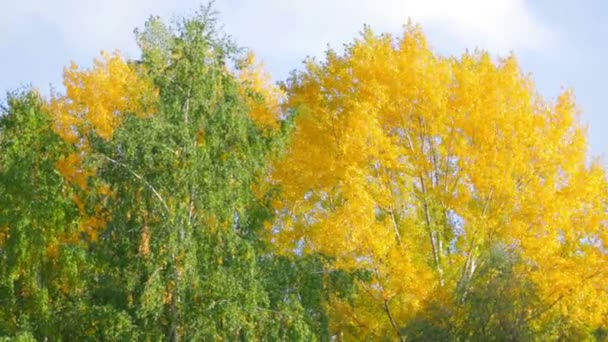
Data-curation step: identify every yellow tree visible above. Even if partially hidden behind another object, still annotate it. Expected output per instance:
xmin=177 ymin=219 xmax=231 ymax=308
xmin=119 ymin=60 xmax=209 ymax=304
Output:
xmin=237 ymin=51 xmax=284 ymax=130
xmin=270 ymin=24 xmax=608 ymax=340
xmin=48 ymin=51 xmax=157 ymax=243
xmin=50 ymin=51 xmax=157 ymax=143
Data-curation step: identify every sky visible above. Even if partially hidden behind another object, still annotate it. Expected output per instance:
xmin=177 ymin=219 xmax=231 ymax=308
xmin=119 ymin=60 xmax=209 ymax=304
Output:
xmin=1 ymin=0 xmax=606 ymax=159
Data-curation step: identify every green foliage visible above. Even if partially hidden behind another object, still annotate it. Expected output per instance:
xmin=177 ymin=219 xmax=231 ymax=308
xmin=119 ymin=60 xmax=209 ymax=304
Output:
xmin=1 ymin=3 xmax=606 ymax=341
xmin=262 ymin=255 xmax=332 ymax=340
xmin=0 ymin=91 xmax=86 ymax=340
xmin=402 ymin=244 xmax=606 ymax=341
xmin=81 ymin=6 xmax=322 ymax=340
xmin=0 ymin=6 xmax=328 ymax=341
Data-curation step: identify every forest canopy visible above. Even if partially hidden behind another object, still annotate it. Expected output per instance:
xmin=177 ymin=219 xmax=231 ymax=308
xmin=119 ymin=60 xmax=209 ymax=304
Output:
xmin=1 ymin=4 xmax=607 ymax=341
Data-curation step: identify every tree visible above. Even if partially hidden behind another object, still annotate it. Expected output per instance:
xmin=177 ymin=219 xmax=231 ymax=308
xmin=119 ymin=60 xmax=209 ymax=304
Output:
xmin=2 ymin=4 xmax=607 ymax=340
xmin=0 ymin=91 xmax=88 ymax=339
xmin=270 ymin=24 xmax=608 ymax=340
xmin=1 ymin=5 xmax=329 ymax=340
xmin=45 ymin=7 xmax=322 ymax=340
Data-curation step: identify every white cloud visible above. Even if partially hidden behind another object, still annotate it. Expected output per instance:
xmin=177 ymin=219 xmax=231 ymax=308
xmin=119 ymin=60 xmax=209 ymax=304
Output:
xmin=409 ymin=0 xmax=556 ymax=53
xmin=1 ymin=0 xmax=555 ymax=54
xmin=0 ymin=0 xmax=555 ymax=85
xmin=214 ymin=0 xmax=556 ymax=78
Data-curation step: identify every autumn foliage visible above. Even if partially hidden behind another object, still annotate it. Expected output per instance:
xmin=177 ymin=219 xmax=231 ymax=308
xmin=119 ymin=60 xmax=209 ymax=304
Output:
xmin=1 ymin=5 xmax=607 ymax=341
xmin=271 ymin=24 xmax=608 ymax=340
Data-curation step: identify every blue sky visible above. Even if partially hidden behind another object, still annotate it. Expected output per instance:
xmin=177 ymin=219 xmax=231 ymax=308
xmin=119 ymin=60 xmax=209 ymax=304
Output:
xmin=1 ymin=0 xmax=606 ymax=160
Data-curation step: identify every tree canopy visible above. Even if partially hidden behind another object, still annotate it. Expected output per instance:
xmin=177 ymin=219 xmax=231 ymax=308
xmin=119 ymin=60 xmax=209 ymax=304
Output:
xmin=1 ymin=4 xmax=607 ymax=341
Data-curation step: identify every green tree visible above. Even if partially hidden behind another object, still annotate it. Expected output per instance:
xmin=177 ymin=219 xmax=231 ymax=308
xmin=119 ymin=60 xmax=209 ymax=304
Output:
xmin=68 ymin=7 xmax=324 ymax=340
xmin=1 ymin=5 xmax=331 ymax=341
xmin=0 ymin=91 xmax=87 ymax=339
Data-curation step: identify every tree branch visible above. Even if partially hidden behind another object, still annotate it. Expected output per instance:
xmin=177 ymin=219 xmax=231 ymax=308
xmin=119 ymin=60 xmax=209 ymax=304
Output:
xmin=98 ymin=153 xmax=170 ymax=215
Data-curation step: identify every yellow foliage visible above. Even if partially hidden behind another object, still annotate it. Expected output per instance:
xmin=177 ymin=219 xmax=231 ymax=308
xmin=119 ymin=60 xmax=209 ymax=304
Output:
xmin=237 ymin=51 xmax=284 ymax=129
xmin=50 ymin=51 xmax=157 ymax=142
xmin=55 ymin=153 xmax=93 ymax=190
xmin=270 ymin=24 xmax=608 ymax=338
xmin=48 ymin=51 xmax=156 ymax=251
